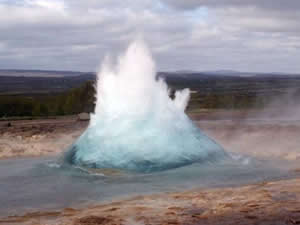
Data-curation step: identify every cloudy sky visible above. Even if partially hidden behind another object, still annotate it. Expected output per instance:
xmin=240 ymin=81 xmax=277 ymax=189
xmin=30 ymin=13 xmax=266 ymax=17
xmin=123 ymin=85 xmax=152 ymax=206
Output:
xmin=0 ymin=0 xmax=299 ymax=73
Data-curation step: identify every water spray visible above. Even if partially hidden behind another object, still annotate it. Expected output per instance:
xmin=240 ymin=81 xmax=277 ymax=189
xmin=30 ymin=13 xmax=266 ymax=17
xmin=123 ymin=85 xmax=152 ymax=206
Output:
xmin=65 ymin=39 xmax=227 ymax=172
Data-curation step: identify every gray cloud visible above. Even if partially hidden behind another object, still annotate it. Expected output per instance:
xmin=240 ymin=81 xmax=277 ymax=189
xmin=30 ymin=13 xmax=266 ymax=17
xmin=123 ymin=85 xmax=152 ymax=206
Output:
xmin=162 ymin=0 xmax=300 ymax=11
xmin=0 ymin=0 xmax=299 ymax=73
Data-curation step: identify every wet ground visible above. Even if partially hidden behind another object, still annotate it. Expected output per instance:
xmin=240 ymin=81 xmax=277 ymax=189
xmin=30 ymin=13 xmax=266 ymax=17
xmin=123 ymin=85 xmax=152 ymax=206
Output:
xmin=0 ymin=112 xmax=300 ymax=224
xmin=1 ymin=153 xmax=295 ymax=218
xmin=1 ymin=177 xmax=300 ymax=225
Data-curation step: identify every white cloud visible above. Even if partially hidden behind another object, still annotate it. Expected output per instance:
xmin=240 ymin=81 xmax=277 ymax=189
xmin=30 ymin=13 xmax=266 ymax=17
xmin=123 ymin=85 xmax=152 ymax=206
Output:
xmin=24 ymin=0 xmax=66 ymax=11
xmin=0 ymin=0 xmax=299 ymax=73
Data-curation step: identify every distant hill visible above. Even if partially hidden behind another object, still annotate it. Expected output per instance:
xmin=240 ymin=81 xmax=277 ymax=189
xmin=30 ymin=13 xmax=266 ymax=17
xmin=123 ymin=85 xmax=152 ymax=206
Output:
xmin=1 ymin=69 xmax=300 ymax=117
xmin=168 ymin=70 xmax=300 ymax=78
xmin=1 ymin=69 xmax=299 ymax=79
xmin=0 ymin=69 xmax=87 ymax=78
xmin=0 ymin=71 xmax=95 ymax=95
xmin=0 ymin=69 xmax=300 ymax=95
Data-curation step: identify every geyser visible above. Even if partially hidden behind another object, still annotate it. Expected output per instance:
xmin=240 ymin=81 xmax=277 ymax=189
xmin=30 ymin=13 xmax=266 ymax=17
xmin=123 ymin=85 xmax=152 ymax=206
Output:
xmin=65 ymin=39 xmax=227 ymax=172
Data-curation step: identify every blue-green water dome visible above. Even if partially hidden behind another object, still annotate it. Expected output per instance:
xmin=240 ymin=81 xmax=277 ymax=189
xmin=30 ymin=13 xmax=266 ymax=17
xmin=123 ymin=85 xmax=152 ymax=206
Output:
xmin=65 ymin=39 xmax=227 ymax=173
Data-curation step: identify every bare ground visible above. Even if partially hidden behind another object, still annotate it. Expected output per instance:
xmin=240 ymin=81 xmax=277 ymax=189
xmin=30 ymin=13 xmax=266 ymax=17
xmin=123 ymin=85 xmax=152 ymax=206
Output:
xmin=1 ymin=112 xmax=299 ymax=162
xmin=1 ymin=178 xmax=300 ymax=225
xmin=197 ymin=120 xmax=300 ymax=162
xmin=0 ymin=111 xmax=300 ymax=224
xmin=0 ymin=116 xmax=88 ymax=159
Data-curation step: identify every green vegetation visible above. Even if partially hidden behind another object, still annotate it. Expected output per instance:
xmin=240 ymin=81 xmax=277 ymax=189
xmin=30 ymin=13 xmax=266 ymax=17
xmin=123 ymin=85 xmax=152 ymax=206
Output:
xmin=0 ymin=81 xmax=95 ymax=118
xmin=187 ymin=92 xmax=268 ymax=112
xmin=1 ymin=78 xmax=299 ymax=118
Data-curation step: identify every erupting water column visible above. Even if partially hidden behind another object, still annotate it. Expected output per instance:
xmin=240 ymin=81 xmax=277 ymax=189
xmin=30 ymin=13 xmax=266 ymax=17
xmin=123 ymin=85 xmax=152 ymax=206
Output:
xmin=65 ymin=39 xmax=227 ymax=172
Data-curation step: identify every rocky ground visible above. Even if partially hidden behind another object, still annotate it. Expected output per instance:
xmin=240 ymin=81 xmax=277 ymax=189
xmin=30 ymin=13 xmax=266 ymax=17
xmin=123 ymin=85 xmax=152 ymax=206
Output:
xmin=0 ymin=116 xmax=87 ymax=159
xmin=1 ymin=112 xmax=299 ymax=163
xmin=197 ymin=120 xmax=300 ymax=162
xmin=0 ymin=111 xmax=300 ymax=224
xmin=1 ymin=177 xmax=300 ymax=225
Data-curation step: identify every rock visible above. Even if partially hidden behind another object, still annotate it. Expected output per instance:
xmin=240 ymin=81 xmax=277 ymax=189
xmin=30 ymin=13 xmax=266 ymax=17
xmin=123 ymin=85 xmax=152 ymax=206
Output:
xmin=294 ymin=168 xmax=300 ymax=173
xmin=285 ymin=152 xmax=300 ymax=161
xmin=78 ymin=113 xmax=90 ymax=121
xmin=16 ymin=136 xmax=23 ymax=141
xmin=74 ymin=216 xmax=112 ymax=225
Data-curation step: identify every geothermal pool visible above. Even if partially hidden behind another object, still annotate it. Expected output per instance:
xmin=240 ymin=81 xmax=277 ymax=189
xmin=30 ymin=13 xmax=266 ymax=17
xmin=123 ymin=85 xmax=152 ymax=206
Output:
xmin=0 ymin=40 xmax=296 ymax=217
xmin=0 ymin=155 xmax=294 ymax=217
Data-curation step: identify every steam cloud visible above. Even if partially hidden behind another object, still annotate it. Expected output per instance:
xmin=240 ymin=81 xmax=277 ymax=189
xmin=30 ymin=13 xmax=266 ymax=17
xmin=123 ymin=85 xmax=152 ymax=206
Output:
xmin=65 ymin=39 xmax=226 ymax=172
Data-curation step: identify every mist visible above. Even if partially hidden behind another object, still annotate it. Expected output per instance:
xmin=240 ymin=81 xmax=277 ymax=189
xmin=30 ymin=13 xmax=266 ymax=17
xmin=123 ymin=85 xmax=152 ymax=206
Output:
xmin=65 ymin=39 xmax=227 ymax=172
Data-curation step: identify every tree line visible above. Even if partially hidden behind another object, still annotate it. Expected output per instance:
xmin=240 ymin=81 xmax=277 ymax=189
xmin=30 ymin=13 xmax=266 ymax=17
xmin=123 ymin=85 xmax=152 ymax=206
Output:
xmin=1 ymin=80 xmax=298 ymax=118
xmin=0 ymin=81 xmax=95 ymax=118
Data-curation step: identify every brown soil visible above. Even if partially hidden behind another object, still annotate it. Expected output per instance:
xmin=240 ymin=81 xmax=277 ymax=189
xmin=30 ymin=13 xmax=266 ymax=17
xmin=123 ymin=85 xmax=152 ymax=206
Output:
xmin=1 ymin=112 xmax=299 ymax=162
xmin=0 ymin=116 xmax=88 ymax=159
xmin=1 ymin=178 xmax=300 ymax=225
xmin=0 ymin=111 xmax=300 ymax=224
xmin=197 ymin=120 xmax=300 ymax=163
